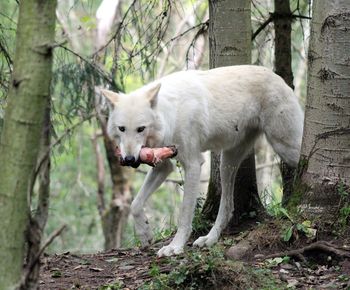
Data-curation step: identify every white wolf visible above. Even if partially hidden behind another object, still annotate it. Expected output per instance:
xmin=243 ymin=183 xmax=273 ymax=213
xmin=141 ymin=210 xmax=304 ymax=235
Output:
xmin=101 ymin=65 xmax=304 ymax=257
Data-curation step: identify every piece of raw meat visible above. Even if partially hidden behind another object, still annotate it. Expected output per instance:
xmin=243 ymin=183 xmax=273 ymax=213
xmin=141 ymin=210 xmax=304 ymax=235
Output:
xmin=115 ymin=146 xmax=177 ymax=167
xmin=139 ymin=146 xmax=177 ymax=166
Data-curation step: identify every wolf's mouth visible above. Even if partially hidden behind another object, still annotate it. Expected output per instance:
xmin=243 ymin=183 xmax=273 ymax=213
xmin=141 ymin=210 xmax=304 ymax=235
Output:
xmin=115 ymin=147 xmax=141 ymax=168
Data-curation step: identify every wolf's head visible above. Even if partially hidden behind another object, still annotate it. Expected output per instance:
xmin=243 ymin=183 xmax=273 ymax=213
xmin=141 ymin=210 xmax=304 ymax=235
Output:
xmin=101 ymin=83 xmax=162 ymax=168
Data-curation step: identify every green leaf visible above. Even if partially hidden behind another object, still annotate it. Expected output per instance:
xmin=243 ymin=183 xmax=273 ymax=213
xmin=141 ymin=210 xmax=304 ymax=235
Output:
xmin=80 ymin=16 xmax=91 ymax=23
xmin=283 ymin=226 xmax=293 ymax=242
xmin=51 ymin=270 xmax=62 ymax=278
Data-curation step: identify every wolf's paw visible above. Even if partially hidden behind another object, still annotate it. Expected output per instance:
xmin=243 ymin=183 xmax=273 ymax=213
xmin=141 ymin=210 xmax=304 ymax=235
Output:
xmin=157 ymin=244 xmax=184 ymax=257
xmin=193 ymin=234 xmax=218 ymax=248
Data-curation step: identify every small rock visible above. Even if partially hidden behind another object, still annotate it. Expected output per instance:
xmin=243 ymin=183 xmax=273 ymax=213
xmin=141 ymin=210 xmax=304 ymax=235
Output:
xmin=119 ymin=265 xmax=135 ymax=271
xmin=278 ymin=271 xmax=289 ymax=282
xmin=225 ymin=240 xmax=251 ymax=260
xmin=307 ymin=275 xmax=317 ymax=284
xmin=281 ymin=263 xmax=294 ymax=270
xmin=287 ymin=278 xmax=298 ymax=288
xmin=89 ymin=267 xmax=104 ymax=272
xmin=279 ymin=268 xmax=289 ymax=274
xmin=254 ymin=254 xmax=265 ymax=259
xmin=294 ymin=262 xmax=302 ymax=271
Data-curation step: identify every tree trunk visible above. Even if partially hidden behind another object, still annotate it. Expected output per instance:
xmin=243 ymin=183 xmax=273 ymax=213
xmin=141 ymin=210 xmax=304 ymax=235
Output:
xmin=22 ymin=103 xmax=51 ymax=290
xmin=93 ymin=0 xmax=131 ymax=250
xmin=298 ymin=0 xmax=350 ymax=218
xmin=94 ymin=100 xmax=132 ymax=250
xmin=273 ymin=0 xmax=295 ymax=206
xmin=101 ymin=134 xmax=131 ymax=250
xmin=0 ymin=0 xmax=57 ymax=289
xmin=202 ymin=0 xmax=263 ymax=226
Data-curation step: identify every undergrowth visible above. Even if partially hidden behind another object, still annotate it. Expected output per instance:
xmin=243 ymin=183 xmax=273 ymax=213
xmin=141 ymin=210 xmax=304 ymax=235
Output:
xmin=140 ymin=244 xmax=285 ymax=290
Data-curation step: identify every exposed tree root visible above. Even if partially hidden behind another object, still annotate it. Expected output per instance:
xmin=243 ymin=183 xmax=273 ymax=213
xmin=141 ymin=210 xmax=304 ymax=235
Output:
xmin=261 ymin=241 xmax=350 ymax=261
xmin=19 ymin=224 xmax=67 ymax=290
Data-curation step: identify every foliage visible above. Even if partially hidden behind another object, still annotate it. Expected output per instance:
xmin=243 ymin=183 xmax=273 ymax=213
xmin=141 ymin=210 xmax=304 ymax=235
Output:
xmin=98 ymin=281 xmax=123 ymax=290
xmin=336 ymin=182 xmax=350 ymax=230
xmin=192 ymin=196 xmax=212 ymax=236
xmin=142 ymin=245 xmax=285 ymax=289
xmin=265 ymin=256 xmax=291 ymax=267
xmin=267 ymin=202 xmax=316 ymax=243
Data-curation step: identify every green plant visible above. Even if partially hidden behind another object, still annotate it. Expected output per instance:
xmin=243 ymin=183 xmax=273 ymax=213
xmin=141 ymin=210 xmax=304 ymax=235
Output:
xmin=98 ymin=280 xmax=123 ymax=290
xmin=267 ymin=203 xmax=317 ymax=242
xmin=338 ymin=182 xmax=350 ymax=228
xmin=267 ymin=202 xmax=294 ymax=221
xmin=282 ymin=219 xmax=317 ymax=242
xmin=265 ymin=256 xmax=290 ymax=267
xmin=192 ymin=197 xmax=212 ymax=236
xmin=153 ymin=226 xmax=176 ymax=242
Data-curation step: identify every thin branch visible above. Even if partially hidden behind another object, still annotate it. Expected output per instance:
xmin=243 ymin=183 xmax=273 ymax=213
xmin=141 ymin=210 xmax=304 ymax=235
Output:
xmin=185 ymin=19 xmax=209 ymax=69
xmin=19 ymin=225 xmax=67 ymax=289
xmin=0 ymin=40 xmax=13 ymax=66
xmin=93 ymin=0 xmax=137 ymax=56
xmin=58 ymin=44 xmax=114 ymax=85
xmin=256 ymin=161 xmax=280 ymax=171
xmin=252 ymin=14 xmax=274 ymax=41
xmin=30 ymin=113 xmax=96 ymax=197
xmin=135 ymin=168 xmax=208 ymax=185
xmin=252 ymin=13 xmax=311 ymax=41
xmin=165 ymin=20 xmax=209 ymax=47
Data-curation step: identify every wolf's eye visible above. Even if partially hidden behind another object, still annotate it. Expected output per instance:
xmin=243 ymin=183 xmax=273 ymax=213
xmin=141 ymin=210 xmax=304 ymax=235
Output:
xmin=118 ymin=126 xmax=125 ymax=132
xmin=137 ymin=126 xmax=146 ymax=133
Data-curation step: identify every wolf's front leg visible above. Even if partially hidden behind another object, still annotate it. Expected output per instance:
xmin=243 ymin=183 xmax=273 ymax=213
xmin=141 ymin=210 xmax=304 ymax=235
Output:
xmin=131 ymin=160 xmax=173 ymax=246
xmin=157 ymin=161 xmax=201 ymax=257
xmin=193 ymin=148 xmax=242 ymax=248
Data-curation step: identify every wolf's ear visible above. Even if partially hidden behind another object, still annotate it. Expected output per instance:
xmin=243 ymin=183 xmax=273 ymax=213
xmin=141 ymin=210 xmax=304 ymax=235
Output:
xmin=100 ymin=88 xmax=120 ymax=106
xmin=146 ymin=83 xmax=161 ymax=108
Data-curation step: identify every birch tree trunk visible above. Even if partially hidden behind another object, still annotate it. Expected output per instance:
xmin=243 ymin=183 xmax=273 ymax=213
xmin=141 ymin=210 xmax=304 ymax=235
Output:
xmin=273 ymin=0 xmax=296 ymax=205
xmin=299 ymin=0 xmax=350 ymax=217
xmin=0 ymin=1 xmax=57 ymax=289
xmin=202 ymin=0 xmax=263 ymax=225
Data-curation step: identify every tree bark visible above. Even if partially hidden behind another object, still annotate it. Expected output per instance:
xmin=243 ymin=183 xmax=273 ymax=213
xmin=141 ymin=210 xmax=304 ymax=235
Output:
xmin=0 ymin=0 xmax=57 ymax=289
xmin=101 ymin=133 xmax=131 ymax=249
xmin=298 ymin=0 xmax=350 ymax=217
xmin=273 ymin=0 xmax=295 ymax=206
xmin=22 ymin=103 xmax=51 ymax=290
xmin=94 ymin=100 xmax=132 ymax=250
xmin=93 ymin=0 xmax=131 ymax=250
xmin=202 ymin=0 xmax=263 ymax=225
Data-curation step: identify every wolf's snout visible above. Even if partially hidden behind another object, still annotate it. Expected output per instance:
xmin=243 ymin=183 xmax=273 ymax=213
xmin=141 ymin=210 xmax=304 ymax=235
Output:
xmin=122 ymin=155 xmax=141 ymax=168
xmin=124 ymin=155 xmax=135 ymax=164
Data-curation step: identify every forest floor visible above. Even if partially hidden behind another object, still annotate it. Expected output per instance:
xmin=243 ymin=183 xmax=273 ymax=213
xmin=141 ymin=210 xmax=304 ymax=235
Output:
xmin=39 ymin=222 xmax=350 ymax=289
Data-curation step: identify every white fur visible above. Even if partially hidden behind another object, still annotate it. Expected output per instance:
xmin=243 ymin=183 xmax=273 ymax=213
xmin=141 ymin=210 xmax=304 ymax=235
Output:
xmin=102 ymin=65 xmax=304 ymax=257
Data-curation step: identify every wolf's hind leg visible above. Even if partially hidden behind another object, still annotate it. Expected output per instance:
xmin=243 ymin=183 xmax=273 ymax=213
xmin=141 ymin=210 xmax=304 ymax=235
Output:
xmin=130 ymin=160 xmax=173 ymax=246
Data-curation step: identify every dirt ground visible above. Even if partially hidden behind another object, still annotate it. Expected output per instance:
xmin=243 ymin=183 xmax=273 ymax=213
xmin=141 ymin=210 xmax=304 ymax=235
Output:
xmin=39 ymin=231 xmax=350 ymax=290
